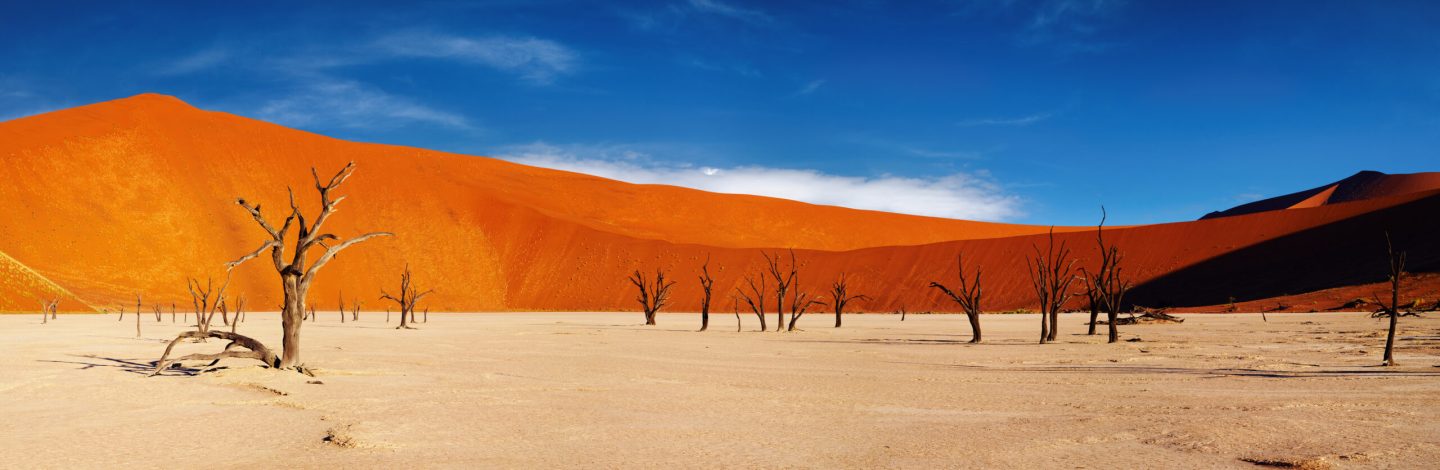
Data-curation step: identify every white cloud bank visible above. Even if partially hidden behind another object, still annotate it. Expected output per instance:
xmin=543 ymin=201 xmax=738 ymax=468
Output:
xmin=498 ymin=142 xmax=1022 ymax=221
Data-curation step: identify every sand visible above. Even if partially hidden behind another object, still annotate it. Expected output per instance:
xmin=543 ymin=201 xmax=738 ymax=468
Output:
xmin=1 ymin=311 xmax=1437 ymax=468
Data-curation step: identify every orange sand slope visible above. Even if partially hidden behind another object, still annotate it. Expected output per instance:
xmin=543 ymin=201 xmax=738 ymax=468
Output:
xmin=1201 ymin=170 xmax=1440 ymax=219
xmin=0 ymin=94 xmax=1435 ymax=313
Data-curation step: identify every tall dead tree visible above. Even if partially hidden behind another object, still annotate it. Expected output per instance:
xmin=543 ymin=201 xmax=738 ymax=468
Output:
xmin=627 ymin=268 xmax=674 ymax=326
xmin=351 ymin=300 xmax=362 ymax=321
xmin=1026 ymin=228 xmax=1077 ymax=344
xmin=1080 ymin=208 xmax=1131 ymax=344
xmin=381 ymin=264 xmax=433 ymax=330
xmin=763 ymin=250 xmax=798 ymax=332
xmin=830 ymin=273 xmax=869 ymax=328
xmin=135 ymin=294 xmax=142 ymax=337
xmin=929 ymin=254 xmax=983 ymax=343
xmin=736 ymin=272 xmax=769 ymax=331
xmin=153 ymin=162 xmax=391 ymax=375
xmin=1373 ymin=232 xmax=1418 ymax=366
xmin=698 ymin=257 xmax=715 ymax=332
xmin=153 ymin=304 xmax=163 ymax=322
xmin=338 ymin=291 xmax=346 ymax=323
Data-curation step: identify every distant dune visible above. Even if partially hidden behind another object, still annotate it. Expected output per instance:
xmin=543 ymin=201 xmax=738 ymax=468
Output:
xmin=0 ymin=94 xmax=1435 ymax=313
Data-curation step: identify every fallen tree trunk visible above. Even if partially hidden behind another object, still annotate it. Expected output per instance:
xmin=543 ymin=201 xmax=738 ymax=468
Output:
xmin=150 ymin=330 xmax=282 ymax=376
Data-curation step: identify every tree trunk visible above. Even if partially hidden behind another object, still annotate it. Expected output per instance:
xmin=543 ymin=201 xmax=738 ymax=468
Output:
xmin=1047 ymin=310 xmax=1059 ymax=342
xmin=1087 ymin=307 xmax=1098 ymax=335
xmin=279 ymin=275 xmax=305 ymax=369
xmin=1039 ymin=312 xmax=1049 ymax=344
xmin=1107 ymin=311 xmax=1119 ymax=343
xmin=1382 ymin=312 xmax=1397 ymax=366
xmin=700 ymin=305 xmax=709 ymax=332
xmin=967 ymin=312 xmax=981 ymax=343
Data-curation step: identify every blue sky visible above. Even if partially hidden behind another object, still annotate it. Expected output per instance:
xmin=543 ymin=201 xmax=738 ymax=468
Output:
xmin=1 ymin=0 xmax=1437 ymax=225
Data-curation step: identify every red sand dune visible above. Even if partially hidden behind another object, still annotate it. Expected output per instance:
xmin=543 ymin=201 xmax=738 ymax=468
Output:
xmin=0 ymin=94 xmax=1435 ymax=314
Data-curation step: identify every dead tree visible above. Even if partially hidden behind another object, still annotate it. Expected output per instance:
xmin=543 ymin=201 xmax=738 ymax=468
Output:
xmin=39 ymin=298 xmax=58 ymax=324
xmin=929 ymin=254 xmax=983 ymax=343
xmin=186 ymin=277 xmax=226 ymax=338
xmin=152 ymin=162 xmax=391 ymax=375
xmin=1026 ymin=227 xmax=1077 ymax=344
xmin=1080 ymin=208 xmax=1131 ymax=344
xmin=423 ymin=307 xmax=429 ymax=323
xmin=338 ymin=291 xmax=346 ymax=323
xmin=381 ymin=264 xmax=433 ymax=330
xmin=351 ymin=300 xmax=362 ymax=321
xmin=732 ymin=297 xmax=742 ymax=332
xmin=135 ymin=294 xmax=142 ymax=337
xmin=627 ymin=268 xmax=674 ymax=326
xmin=307 ymin=303 xmax=317 ymax=323
xmin=736 ymin=272 xmax=768 ymax=331
xmin=830 ymin=273 xmax=869 ymax=328
xmin=698 ymin=257 xmax=716 ymax=332
xmin=153 ymin=304 xmax=163 ymax=322
xmin=763 ymin=250 xmax=798 ymax=332
xmin=1373 ymin=232 xmax=1418 ymax=366
xmin=786 ymin=289 xmax=826 ymax=331
xmin=1079 ymin=275 xmax=1101 ymax=335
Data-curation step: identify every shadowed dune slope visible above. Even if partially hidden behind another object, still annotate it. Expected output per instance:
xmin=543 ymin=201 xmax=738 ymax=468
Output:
xmin=0 ymin=94 xmax=1435 ymax=313
xmin=1201 ymin=170 xmax=1440 ymax=219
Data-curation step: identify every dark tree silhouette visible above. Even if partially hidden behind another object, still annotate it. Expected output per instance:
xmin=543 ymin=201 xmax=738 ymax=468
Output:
xmin=1079 ymin=275 xmax=1101 ymax=335
xmin=736 ymin=272 xmax=768 ymax=331
xmin=763 ymin=250 xmax=798 ymax=332
xmin=698 ymin=256 xmax=715 ymax=332
xmin=1372 ymin=232 xmax=1418 ymax=366
xmin=1026 ymin=228 xmax=1077 ymax=344
xmin=1079 ymin=208 xmax=1131 ymax=344
xmin=929 ymin=254 xmax=983 ymax=343
xmin=381 ymin=264 xmax=433 ymax=330
xmin=830 ymin=273 xmax=869 ymax=328
xmin=628 ymin=268 xmax=675 ymax=325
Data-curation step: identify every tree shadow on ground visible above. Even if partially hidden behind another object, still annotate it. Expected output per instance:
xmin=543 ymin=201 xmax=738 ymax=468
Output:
xmin=38 ymin=354 xmax=229 ymax=377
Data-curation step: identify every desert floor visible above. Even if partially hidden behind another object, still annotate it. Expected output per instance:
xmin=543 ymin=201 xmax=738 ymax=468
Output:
xmin=1 ymin=312 xmax=1437 ymax=469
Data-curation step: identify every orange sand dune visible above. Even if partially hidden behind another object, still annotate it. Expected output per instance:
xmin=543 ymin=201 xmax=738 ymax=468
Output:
xmin=0 ymin=94 xmax=1435 ymax=313
xmin=1201 ymin=170 xmax=1440 ymax=219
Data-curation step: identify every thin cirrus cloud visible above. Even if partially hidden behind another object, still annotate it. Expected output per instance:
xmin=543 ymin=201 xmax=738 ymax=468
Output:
xmin=497 ymin=141 xmax=1022 ymax=221
xmin=254 ymin=78 xmax=472 ymax=130
xmin=956 ymin=111 xmax=1055 ymax=127
xmin=686 ymin=0 xmax=774 ymax=25
xmin=375 ymin=32 xmax=578 ymax=85
xmin=153 ymin=30 xmax=578 ymax=130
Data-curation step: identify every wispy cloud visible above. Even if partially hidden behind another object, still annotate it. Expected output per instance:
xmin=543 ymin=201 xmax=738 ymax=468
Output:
xmin=497 ymin=141 xmax=1021 ymax=221
xmin=625 ymin=0 xmax=775 ymax=31
xmin=156 ymin=47 xmax=232 ymax=75
xmin=686 ymin=0 xmax=773 ymax=25
xmin=792 ymin=79 xmax=826 ymax=96
xmin=953 ymin=0 xmax=1124 ymax=54
xmin=376 ymin=32 xmax=578 ymax=85
xmin=956 ymin=111 xmax=1055 ymax=127
xmin=254 ymin=78 xmax=472 ymax=130
xmin=683 ymin=57 xmax=762 ymax=78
